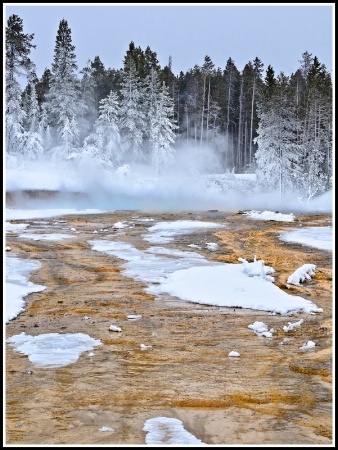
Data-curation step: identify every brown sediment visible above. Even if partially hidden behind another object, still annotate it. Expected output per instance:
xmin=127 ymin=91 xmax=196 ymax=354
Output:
xmin=5 ymin=210 xmax=332 ymax=445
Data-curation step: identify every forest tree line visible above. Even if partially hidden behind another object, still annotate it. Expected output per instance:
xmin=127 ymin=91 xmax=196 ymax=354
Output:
xmin=6 ymin=14 xmax=332 ymax=199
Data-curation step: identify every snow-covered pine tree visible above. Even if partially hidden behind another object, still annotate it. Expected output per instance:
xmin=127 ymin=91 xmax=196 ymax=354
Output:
xmin=89 ymin=56 xmax=108 ymax=113
xmin=5 ymin=14 xmax=36 ymax=161
xmin=119 ymin=57 xmax=146 ymax=161
xmin=22 ymin=72 xmax=40 ymax=132
xmin=55 ymin=115 xmax=80 ymax=159
xmin=249 ymin=57 xmax=264 ymax=165
xmin=6 ymin=78 xmax=25 ymax=156
xmin=299 ymin=56 xmax=332 ymax=200
xmin=36 ymin=68 xmax=51 ymax=105
xmin=223 ymin=57 xmax=240 ymax=169
xmin=20 ymin=130 xmax=44 ymax=161
xmin=255 ymin=70 xmax=301 ymax=197
xmin=21 ymin=72 xmax=46 ymax=160
xmin=200 ymin=55 xmax=215 ymax=146
xmin=79 ymin=59 xmax=97 ymax=135
xmin=145 ymin=69 xmax=178 ymax=174
xmin=38 ymin=103 xmax=53 ymax=151
xmin=46 ymin=19 xmax=86 ymax=156
xmin=83 ymin=91 xmax=122 ymax=167
xmin=6 ymin=14 xmax=36 ymax=87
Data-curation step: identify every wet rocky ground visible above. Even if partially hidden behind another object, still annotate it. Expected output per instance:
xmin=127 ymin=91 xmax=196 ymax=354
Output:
xmin=5 ymin=209 xmax=332 ymax=445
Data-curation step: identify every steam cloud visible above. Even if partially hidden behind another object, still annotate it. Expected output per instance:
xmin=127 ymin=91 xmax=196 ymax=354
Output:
xmin=5 ymin=142 xmax=332 ymax=214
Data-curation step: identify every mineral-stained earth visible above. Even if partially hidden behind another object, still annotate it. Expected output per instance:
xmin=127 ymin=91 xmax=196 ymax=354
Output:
xmin=5 ymin=209 xmax=332 ymax=445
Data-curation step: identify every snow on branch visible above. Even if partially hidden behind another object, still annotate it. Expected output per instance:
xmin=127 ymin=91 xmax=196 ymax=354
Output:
xmin=287 ymin=264 xmax=316 ymax=286
xmin=283 ymin=319 xmax=303 ymax=332
xmin=238 ymin=255 xmax=275 ymax=281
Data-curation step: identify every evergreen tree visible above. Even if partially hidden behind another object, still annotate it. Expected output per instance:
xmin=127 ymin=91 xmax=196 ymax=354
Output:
xmin=123 ymin=41 xmax=147 ymax=78
xmin=200 ymin=55 xmax=215 ymax=145
xmin=237 ymin=62 xmax=253 ymax=171
xmin=38 ymin=103 xmax=53 ymax=151
xmin=161 ymin=56 xmax=180 ymax=134
xmin=298 ymin=56 xmax=332 ymax=198
xmin=6 ymin=14 xmax=36 ymax=84
xmin=36 ymin=68 xmax=51 ymax=105
xmin=56 ymin=115 xmax=79 ymax=158
xmin=180 ymin=66 xmax=202 ymax=143
xmin=119 ymin=57 xmax=147 ymax=161
xmin=20 ymin=77 xmax=44 ymax=160
xmin=144 ymin=69 xmax=178 ymax=173
xmin=22 ymin=72 xmax=40 ymax=132
xmin=255 ymin=72 xmax=301 ymax=198
xmin=83 ymin=91 xmax=122 ymax=167
xmin=79 ymin=59 xmax=97 ymax=136
xmin=249 ymin=57 xmax=264 ymax=166
xmin=6 ymin=14 xmax=36 ymax=159
xmin=80 ymin=60 xmax=96 ymax=110
xmin=90 ymin=56 xmax=109 ymax=112
xmin=289 ymin=69 xmax=307 ymax=146
xmin=299 ymin=51 xmax=313 ymax=80
xmin=263 ymin=65 xmax=277 ymax=102
xmin=46 ymin=19 xmax=86 ymax=150
xmin=144 ymin=45 xmax=161 ymax=75
xmin=20 ymin=129 xmax=44 ymax=161
xmin=223 ymin=57 xmax=240 ymax=170
xmin=6 ymin=79 xmax=26 ymax=157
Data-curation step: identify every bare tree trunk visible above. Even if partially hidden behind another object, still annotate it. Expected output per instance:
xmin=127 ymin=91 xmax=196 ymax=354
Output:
xmin=279 ymin=118 xmax=283 ymax=199
xmin=327 ymin=120 xmax=331 ymax=176
xmin=296 ymin=80 xmax=299 ymax=144
xmin=249 ymin=76 xmax=256 ymax=165
xmin=200 ymin=75 xmax=206 ymax=145
xmin=206 ymin=78 xmax=211 ymax=141
xmin=237 ymin=80 xmax=243 ymax=171
xmin=244 ymin=119 xmax=248 ymax=170
xmin=176 ymin=87 xmax=180 ymax=135
xmin=186 ymin=106 xmax=189 ymax=141
xmin=230 ymin=133 xmax=233 ymax=169
xmin=226 ymin=72 xmax=232 ymax=166
xmin=233 ymin=123 xmax=237 ymax=171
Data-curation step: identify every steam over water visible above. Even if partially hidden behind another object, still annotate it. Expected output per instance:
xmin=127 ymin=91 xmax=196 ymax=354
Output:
xmin=5 ymin=158 xmax=332 ymax=213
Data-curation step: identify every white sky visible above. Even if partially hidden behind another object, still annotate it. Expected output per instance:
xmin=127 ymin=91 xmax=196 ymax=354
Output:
xmin=4 ymin=3 xmax=334 ymax=79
